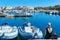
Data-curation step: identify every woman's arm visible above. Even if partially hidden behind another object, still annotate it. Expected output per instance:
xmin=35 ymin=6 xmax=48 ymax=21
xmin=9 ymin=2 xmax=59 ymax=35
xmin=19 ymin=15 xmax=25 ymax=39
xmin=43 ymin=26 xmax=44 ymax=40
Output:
xmin=45 ymin=30 xmax=46 ymax=35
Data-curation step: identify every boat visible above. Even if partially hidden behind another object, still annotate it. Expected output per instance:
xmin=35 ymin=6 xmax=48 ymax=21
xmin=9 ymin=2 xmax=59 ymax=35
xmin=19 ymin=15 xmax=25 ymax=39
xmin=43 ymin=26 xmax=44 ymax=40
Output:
xmin=14 ymin=10 xmax=33 ymax=17
xmin=6 ymin=14 xmax=14 ymax=18
xmin=0 ymin=13 xmax=7 ymax=17
xmin=19 ymin=22 xmax=43 ymax=39
xmin=20 ymin=13 xmax=33 ymax=17
xmin=49 ymin=11 xmax=58 ymax=15
xmin=58 ymin=38 xmax=60 ymax=40
xmin=45 ymin=11 xmax=60 ymax=16
xmin=0 ymin=23 xmax=18 ymax=39
xmin=14 ymin=13 xmax=33 ymax=17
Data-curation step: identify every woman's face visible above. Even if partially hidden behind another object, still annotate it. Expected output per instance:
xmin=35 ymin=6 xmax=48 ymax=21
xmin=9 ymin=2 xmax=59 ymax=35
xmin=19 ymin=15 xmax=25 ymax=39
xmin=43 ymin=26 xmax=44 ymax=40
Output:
xmin=48 ymin=25 xmax=51 ymax=28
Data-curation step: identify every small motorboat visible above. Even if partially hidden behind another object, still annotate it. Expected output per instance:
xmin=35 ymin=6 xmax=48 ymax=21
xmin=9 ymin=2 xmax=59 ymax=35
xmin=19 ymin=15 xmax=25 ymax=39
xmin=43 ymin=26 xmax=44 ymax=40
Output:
xmin=5 ymin=14 xmax=14 ymax=18
xmin=0 ymin=23 xmax=18 ymax=39
xmin=19 ymin=22 xmax=43 ymax=39
xmin=20 ymin=13 xmax=33 ymax=17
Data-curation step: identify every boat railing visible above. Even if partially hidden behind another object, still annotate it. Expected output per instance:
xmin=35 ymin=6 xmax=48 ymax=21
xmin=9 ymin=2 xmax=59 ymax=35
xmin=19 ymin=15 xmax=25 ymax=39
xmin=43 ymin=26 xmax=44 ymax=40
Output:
xmin=19 ymin=27 xmax=33 ymax=35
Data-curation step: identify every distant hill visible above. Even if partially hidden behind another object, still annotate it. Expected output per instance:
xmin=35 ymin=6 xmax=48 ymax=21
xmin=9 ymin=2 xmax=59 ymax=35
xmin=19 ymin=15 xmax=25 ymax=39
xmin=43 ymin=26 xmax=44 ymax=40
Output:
xmin=34 ymin=5 xmax=60 ymax=10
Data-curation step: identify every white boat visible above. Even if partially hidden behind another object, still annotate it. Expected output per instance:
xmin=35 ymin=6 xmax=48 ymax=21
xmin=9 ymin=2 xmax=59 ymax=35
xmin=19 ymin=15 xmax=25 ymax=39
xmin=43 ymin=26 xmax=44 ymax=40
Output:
xmin=0 ymin=24 xmax=18 ymax=39
xmin=50 ymin=11 xmax=59 ymax=14
xmin=14 ymin=12 xmax=33 ymax=17
xmin=24 ymin=13 xmax=32 ymax=15
xmin=19 ymin=22 xmax=43 ymax=39
xmin=58 ymin=38 xmax=60 ymax=40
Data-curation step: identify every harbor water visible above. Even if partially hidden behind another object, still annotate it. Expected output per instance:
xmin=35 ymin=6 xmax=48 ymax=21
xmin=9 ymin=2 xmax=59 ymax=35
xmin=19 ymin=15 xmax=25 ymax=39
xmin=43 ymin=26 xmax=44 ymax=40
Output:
xmin=0 ymin=12 xmax=60 ymax=40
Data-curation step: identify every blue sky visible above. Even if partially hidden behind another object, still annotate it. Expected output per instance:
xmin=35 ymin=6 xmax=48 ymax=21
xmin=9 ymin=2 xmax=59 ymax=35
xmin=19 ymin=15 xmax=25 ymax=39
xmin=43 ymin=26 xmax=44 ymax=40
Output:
xmin=0 ymin=0 xmax=60 ymax=7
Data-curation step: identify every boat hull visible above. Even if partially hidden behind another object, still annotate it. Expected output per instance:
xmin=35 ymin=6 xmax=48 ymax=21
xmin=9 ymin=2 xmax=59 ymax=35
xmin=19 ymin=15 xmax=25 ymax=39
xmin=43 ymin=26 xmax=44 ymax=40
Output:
xmin=19 ymin=27 xmax=43 ymax=39
xmin=0 ymin=26 xmax=18 ymax=39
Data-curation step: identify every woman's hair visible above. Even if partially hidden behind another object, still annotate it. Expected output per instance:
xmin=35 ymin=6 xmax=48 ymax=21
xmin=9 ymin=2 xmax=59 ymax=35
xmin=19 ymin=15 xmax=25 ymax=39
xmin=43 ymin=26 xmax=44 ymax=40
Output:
xmin=48 ymin=22 xmax=51 ymax=26
xmin=2 ymin=23 xmax=8 ymax=25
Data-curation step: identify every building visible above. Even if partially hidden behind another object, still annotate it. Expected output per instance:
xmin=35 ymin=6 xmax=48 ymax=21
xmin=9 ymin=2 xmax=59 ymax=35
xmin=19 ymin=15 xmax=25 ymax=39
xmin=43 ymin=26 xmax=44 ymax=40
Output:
xmin=17 ymin=6 xmax=23 ymax=10
xmin=17 ymin=6 xmax=34 ymax=10
xmin=5 ymin=6 xmax=13 ymax=10
xmin=23 ymin=6 xmax=34 ymax=11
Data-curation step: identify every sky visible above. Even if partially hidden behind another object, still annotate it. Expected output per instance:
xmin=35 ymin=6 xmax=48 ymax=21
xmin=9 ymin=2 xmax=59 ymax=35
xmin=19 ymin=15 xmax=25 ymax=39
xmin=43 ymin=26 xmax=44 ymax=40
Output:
xmin=0 ymin=0 xmax=60 ymax=7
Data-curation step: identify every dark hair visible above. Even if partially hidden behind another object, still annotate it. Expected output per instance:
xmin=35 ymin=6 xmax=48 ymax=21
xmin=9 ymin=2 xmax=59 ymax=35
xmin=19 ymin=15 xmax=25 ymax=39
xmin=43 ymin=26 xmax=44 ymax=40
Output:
xmin=2 ymin=23 xmax=8 ymax=25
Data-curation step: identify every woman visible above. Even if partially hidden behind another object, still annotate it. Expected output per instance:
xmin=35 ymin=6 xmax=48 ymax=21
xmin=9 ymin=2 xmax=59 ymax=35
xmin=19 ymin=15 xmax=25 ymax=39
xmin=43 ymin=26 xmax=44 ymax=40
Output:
xmin=45 ymin=22 xmax=53 ymax=39
xmin=22 ymin=22 xmax=27 ymax=30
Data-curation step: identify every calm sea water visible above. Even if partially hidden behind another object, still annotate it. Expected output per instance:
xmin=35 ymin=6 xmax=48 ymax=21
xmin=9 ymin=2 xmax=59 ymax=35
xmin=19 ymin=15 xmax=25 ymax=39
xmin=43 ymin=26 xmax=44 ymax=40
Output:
xmin=0 ymin=12 xmax=60 ymax=40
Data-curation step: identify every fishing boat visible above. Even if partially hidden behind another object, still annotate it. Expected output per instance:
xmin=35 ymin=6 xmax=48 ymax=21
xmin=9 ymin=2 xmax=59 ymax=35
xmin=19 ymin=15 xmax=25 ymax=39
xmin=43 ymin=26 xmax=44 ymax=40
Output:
xmin=19 ymin=22 xmax=43 ymax=39
xmin=0 ymin=23 xmax=18 ymax=39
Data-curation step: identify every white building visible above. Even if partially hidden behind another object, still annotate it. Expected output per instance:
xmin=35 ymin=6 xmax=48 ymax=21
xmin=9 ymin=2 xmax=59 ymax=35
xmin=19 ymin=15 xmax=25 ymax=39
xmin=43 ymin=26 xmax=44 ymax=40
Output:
xmin=5 ymin=6 xmax=13 ymax=10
